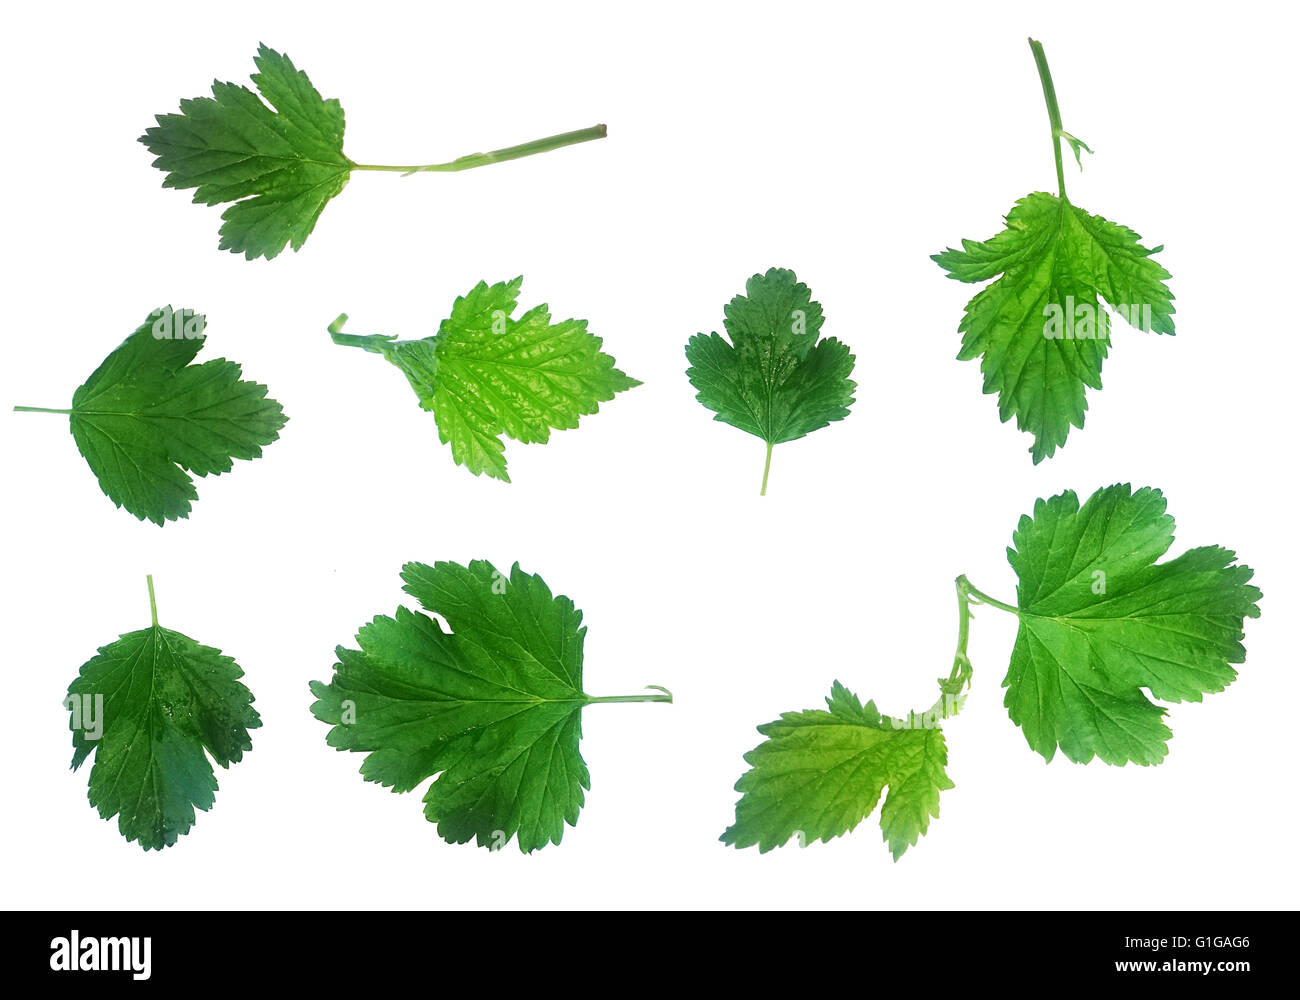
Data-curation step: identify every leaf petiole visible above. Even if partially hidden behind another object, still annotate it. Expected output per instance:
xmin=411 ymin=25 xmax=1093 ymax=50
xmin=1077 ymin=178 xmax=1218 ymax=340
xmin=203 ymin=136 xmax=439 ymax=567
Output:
xmin=586 ymin=685 xmax=674 ymax=705
xmin=146 ymin=574 xmax=158 ymax=627
xmin=350 ymin=124 xmax=608 ymax=176
xmin=13 ymin=406 xmax=71 ymax=414
xmin=956 ymin=574 xmax=1020 ymax=616
xmin=1028 ymin=38 xmax=1070 ymax=199
xmin=946 ymin=574 xmax=1021 ymax=693
xmin=1029 ymin=38 xmax=1092 ymax=197
xmin=328 ymin=314 xmax=402 ymax=353
xmin=329 ymin=314 xmax=440 ymax=360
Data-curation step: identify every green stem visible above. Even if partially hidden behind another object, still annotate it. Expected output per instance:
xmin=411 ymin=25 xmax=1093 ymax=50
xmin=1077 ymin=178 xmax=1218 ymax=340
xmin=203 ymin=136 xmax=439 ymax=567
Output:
xmin=328 ymin=314 xmax=398 ymax=353
xmin=956 ymin=574 xmax=1021 ymax=616
xmin=13 ymin=406 xmax=71 ymax=414
xmin=586 ymin=685 xmax=674 ymax=705
xmin=889 ymin=577 xmax=1023 ymax=729
xmin=760 ymin=441 xmax=773 ymax=496
xmin=950 ymin=581 xmax=973 ymax=681
xmin=1028 ymin=38 xmax=1067 ymax=199
xmin=146 ymin=574 xmax=158 ymax=627
xmin=944 ymin=575 xmax=1021 ymax=693
xmin=350 ymin=124 xmax=607 ymax=176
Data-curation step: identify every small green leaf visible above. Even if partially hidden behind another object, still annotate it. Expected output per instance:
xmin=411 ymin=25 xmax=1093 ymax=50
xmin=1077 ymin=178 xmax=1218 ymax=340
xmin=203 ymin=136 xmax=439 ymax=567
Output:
xmin=16 ymin=308 xmax=286 ymax=525
xmin=141 ymin=44 xmax=351 ymax=261
xmin=331 ymin=279 xmax=639 ymax=482
xmin=67 ymin=577 xmax=260 ymax=850
xmin=933 ymin=194 xmax=1174 ymax=462
xmin=722 ymin=682 xmax=953 ymax=861
xmin=1057 ymin=129 xmax=1093 ymax=168
xmin=141 ymin=45 xmax=608 ymax=260
xmin=685 ymin=267 xmax=856 ymax=494
xmin=933 ymin=39 xmax=1174 ymax=462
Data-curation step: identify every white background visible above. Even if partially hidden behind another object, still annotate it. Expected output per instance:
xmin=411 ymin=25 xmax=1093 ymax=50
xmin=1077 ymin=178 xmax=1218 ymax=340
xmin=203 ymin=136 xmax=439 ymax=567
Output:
xmin=1 ymin=0 xmax=1295 ymax=910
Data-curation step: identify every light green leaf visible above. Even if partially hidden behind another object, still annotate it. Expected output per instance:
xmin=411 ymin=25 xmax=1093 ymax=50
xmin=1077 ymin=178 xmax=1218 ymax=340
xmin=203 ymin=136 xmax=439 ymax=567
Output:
xmin=722 ymin=681 xmax=953 ymax=860
xmin=932 ymin=39 xmax=1175 ymax=463
xmin=1004 ymin=484 xmax=1261 ymax=765
xmin=933 ymin=193 xmax=1174 ymax=462
xmin=330 ymin=278 xmax=639 ymax=482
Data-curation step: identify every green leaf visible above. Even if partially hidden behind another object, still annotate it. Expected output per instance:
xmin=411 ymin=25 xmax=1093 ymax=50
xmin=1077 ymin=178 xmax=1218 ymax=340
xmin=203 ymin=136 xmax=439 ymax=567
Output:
xmin=722 ymin=682 xmax=954 ymax=860
xmin=66 ymin=576 xmax=260 ymax=850
xmin=932 ymin=39 xmax=1175 ymax=463
xmin=1004 ymin=484 xmax=1261 ymax=765
xmin=141 ymin=44 xmax=351 ymax=261
xmin=330 ymin=278 xmax=639 ymax=482
xmin=723 ymin=484 xmax=1259 ymax=860
xmin=309 ymin=560 xmax=670 ymax=852
xmin=933 ymin=193 xmax=1174 ymax=462
xmin=141 ymin=45 xmax=608 ymax=261
xmin=17 ymin=308 xmax=287 ymax=525
xmin=685 ymin=267 xmax=856 ymax=494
